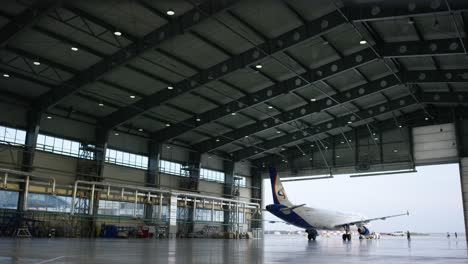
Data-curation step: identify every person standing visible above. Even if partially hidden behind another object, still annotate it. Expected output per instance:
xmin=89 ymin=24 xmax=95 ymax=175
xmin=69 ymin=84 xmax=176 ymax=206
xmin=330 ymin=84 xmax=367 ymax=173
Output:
xmin=406 ymin=230 xmax=411 ymax=240
xmin=447 ymin=232 xmax=450 ymax=239
xmin=455 ymin=232 xmax=458 ymax=239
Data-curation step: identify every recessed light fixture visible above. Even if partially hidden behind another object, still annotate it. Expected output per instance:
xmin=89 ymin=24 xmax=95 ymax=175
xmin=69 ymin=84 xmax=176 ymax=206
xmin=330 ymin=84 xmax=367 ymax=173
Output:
xmin=399 ymin=125 xmax=402 ymax=128
xmin=114 ymin=132 xmax=119 ymax=136
xmin=268 ymin=105 xmax=273 ymax=109
xmin=310 ymin=144 xmax=314 ymax=147
xmin=46 ymin=116 xmax=52 ymax=119
xmin=166 ymin=145 xmax=171 ymax=149
xmin=196 ymin=118 xmax=201 ymax=122
xmin=3 ymin=73 xmax=9 ymax=78
xmin=302 ymin=153 xmax=306 ymax=156
xmin=276 ymin=130 xmax=281 ymax=134
xmin=425 ymin=117 xmax=429 ymax=121
xmin=216 ymin=138 xmax=220 ymax=142
xmin=325 ymin=146 xmax=328 ymax=149
xmin=114 ymin=31 xmax=122 ymax=36
xmin=166 ymin=9 xmax=175 ymax=16
xmin=336 ymin=155 xmax=340 ymax=158
xmin=71 ymin=47 xmax=78 ymax=51
xmin=347 ymin=121 xmax=352 ymax=124
xmin=341 ymin=141 xmax=345 ymax=144
xmin=98 ymin=103 xmax=104 ymax=107
xmin=393 ymin=149 xmax=398 ymax=153
xmin=33 ymin=61 xmax=40 ymax=66
xmin=244 ymin=135 xmax=249 ymax=138
xmin=231 ymin=112 xmax=236 ymax=116
xmin=309 ymin=157 xmax=313 ymax=161
xmin=167 ymin=86 xmax=174 ymax=90
xmin=166 ymin=123 xmax=171 ymax=127
xmin=138 ymin=128 xmax=143 ymax=132
xmin=310 ymin=98 xmax=316 ymax=102
xmin=374 ymin=137 xmax=379 ymax=140
xmin=130 ymin=95 xmax=136 ymax=99
xmin=359 ymin=40 xmax=367 ymax=45
xmin=281 ymin=147 xmax=286 ymax=151
xmin=255 ymin=64 xmax=263 ymax=69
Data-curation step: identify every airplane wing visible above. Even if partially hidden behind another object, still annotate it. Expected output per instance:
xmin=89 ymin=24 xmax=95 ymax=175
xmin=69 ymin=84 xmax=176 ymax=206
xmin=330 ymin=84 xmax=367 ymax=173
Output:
xmin=334 ymin=211 xmax=409 ymax=228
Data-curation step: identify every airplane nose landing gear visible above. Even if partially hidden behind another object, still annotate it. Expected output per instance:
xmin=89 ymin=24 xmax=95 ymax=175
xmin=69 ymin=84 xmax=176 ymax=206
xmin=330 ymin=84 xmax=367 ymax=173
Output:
xmin=306 ymin=229 xmax=318 ymax=241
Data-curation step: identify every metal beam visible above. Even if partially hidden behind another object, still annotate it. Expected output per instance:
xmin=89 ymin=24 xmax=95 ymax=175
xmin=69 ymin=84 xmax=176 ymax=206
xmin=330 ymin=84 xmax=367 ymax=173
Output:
xmin=232 ymin=95 xmax=418 ymax=161
xmin=153 ymin=38 xmax=466 ymax=143
xmin=379 ymin=38 xmax=466 ymax=58
xmin=255 ymin=106 xmax=462 ymax=166
xmin=101 ymin=10 xmax=348 ymax=129
xmin=33 ymin=0 xmax=238 ymax=111
xmin=343 ymin=2 xmax=468 ymax=22
xmin=0 ymin=1 xmax=59 ymax=47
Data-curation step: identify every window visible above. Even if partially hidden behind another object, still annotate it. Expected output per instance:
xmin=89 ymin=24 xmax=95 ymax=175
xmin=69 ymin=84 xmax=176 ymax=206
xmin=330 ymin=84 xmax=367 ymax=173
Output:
xmin=152 ymin=205 xmax=169 ymax=220
xmin=0 ymin=190 xmax=18 ymax=209
xmin=28 ymin=193 xmax=72 ymax=213
xmin=98 ymin=200 xmax=144 ymax=217
xmin=200 ymin=168 xmax=225 ymax=183
xmin=105 ymin=148 xmax=148 ymax=170
xmin=195 ymin=209 xmax=224 ymax=222
xmin=234 ymin=175 xmax=247 ymax=187
xmin=0 ymin=125 xmax=26 ymax=145
xmin=159 ymin=160 xmax=187 ymax=176
xmin=36 ymin=134 xmax=88 ymax=159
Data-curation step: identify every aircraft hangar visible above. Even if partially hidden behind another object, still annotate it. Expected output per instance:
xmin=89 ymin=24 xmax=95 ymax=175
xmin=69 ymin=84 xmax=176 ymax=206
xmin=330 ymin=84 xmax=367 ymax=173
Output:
xmin=0 ymin=0 xmax=467 ymax=263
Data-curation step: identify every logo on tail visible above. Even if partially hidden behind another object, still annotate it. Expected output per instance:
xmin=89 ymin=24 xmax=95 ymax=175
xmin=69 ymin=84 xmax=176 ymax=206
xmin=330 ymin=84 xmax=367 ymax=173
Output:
xmin=269 ymin=167 xmax=291 ymax=205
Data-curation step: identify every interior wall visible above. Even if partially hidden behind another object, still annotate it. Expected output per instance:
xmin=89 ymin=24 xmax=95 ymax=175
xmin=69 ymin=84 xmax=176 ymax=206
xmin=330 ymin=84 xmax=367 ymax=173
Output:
xmin=33 ymin=151 xmax=78 ymax=185
xmin=103 ymin=164 xmax=146 ymax=185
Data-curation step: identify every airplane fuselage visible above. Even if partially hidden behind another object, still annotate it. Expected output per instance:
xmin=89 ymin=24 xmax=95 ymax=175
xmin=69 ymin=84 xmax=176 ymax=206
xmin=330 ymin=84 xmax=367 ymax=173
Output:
xmin=266 ymin=203 xmax=366 ymax=231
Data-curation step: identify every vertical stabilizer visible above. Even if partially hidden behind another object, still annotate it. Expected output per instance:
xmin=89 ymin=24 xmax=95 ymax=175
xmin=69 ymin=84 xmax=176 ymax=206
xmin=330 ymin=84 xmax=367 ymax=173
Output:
xmin=269 ymin=167 xmax=292 ymax=206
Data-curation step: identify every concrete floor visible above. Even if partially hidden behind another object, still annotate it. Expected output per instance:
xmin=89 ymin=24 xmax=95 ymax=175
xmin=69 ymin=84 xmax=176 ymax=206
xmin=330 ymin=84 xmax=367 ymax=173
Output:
xmin=0 ymin=235 xmax=466 ymax=263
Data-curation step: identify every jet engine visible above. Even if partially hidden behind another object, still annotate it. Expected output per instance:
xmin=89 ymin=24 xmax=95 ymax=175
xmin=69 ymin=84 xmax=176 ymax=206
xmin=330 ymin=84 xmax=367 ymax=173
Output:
xmin=357 ymin=226 xmax=371 ymax=236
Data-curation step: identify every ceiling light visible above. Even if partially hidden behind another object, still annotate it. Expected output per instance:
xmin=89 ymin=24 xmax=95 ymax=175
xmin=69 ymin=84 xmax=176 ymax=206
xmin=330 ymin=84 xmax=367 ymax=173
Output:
xmin=425 ymin=117 xmax=429 ymax=121
xmin=196 ymin=118 xmax=201 ymax=122
xmin=114 ymin=132 xmax=119 ymax=136
xmin=33 ymin=61 xmax=40 ymax=66
xmin=268 ymin=105 xmax=273 ymax=109
xmin=98 ymin=103 xmax=104 ymax=107
xmin=276 ymin=131 xmax=281 ymax=134
xmin=255 ymin=64 xmax=263 ymax=69
xmin=336 ymin=155 xmax=340 ymax=158
xmin=374 ymin=137 xmax=379 ymax=140
xmin=130 ymin=95 xmax=136 ymax=99
xmin=359 ymin=40 xmax=367 ymax=45
xmin=348 ymin=139 xmax=352 ymax=142
xmin=399 ymin=125 xmax=402 ymax=128
xmin=341 ymin=141 xmax=345 ymax=144
xmin=167 ymin=86 xmax=174 ymax=90
xmin=114 ymin=31 xmax=122 ymax=36
xmin=309 ymin=157 xmax=313 ymax=161
xmin=407 ymin=18 xmax=415 ymax=25
xmin=347 ymin=121 xmax=352 ymax=124
xmin=325 ymin=146 xmax=328 ymax=149
xmin=281 ymin=147 xmax=286 ymax=151
xmin=138 ymin=128 xmax=143 ymax=132
xmin=393 ymin=149 xmax=398 ymax=153
xmin=166 ymin=145 xmax=171 ymax=149
xmin=310 ymin=144 xmax=314 ymax=147
xmin=166 ymin=9 xmax=175 ymax=16
xmin=46 ymin=116 xmax=52 ymax=119
xmin=166 ymin=123 xmax=171 ymax=127
xmin=3 ymin=73 xmax=9 ymax=78
xmin=310 ymin=98 xmax=316 ymax=102
xmin=216 ymin=138 xmax=220 ymax=142
xmin=231 ymin=112 xmax=236 ymax=116
xmin=302 ymin=153 xmax=306 ymax=156
xmin=71 ymin=47 xmax=78 ymax=51
xmin=372 ymin=133 xmax=376 ymax=136
xmin=244 ymin=135 xmax=249 ymax=138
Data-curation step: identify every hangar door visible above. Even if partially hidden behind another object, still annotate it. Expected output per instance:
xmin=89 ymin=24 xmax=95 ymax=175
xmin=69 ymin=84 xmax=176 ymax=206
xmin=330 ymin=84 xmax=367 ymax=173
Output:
xmin=413 ymin=123 xmax=458 ymax=165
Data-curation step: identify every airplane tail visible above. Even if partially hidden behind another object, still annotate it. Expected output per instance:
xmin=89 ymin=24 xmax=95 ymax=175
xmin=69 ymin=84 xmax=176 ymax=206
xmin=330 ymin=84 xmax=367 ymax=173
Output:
xmin=269 ymin=167 xmax=292 ymax=206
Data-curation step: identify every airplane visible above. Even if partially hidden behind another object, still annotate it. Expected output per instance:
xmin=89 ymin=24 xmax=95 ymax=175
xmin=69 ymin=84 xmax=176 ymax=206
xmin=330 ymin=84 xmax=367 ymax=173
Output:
xmin=265 ymin=167 xmax=409 ymax=241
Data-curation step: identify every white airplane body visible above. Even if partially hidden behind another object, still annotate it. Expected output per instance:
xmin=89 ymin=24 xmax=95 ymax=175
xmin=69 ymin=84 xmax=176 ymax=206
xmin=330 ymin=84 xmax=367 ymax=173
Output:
xmin=265 ymin=168 xmax=408 ymax=240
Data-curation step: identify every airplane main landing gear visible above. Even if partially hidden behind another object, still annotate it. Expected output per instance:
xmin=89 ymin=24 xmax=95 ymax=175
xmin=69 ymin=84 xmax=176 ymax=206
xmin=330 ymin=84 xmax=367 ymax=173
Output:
xmin=342 ymin=234 xmax=351 ymax=241
xmin=342 ymin=225 xmax=351 ymax=241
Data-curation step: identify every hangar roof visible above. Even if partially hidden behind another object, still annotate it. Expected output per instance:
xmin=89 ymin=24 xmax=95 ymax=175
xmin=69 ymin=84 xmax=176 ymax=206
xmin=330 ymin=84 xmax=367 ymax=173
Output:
xmin=0 ymin=0 xmax=467 ymax=168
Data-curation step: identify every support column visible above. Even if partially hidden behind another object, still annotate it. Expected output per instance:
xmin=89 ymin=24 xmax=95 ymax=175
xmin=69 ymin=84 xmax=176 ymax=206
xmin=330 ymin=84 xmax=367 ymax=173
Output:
xmin=88 ymin=127 xmax=108 ymax=236
xmin=454 ymin=109 xmax=468 ymax=240
xmin=223 ymin=160 xmax=235 ymax=232
xmin=17 ymin=110 xmax=41 ymax=211
xmin=188 ymin=151 xmax=201 ymax=190
xmin=251 ymin=168 xmax=262 ymax=230
xmin=144 ymin=141 xmax=162 ymax=220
